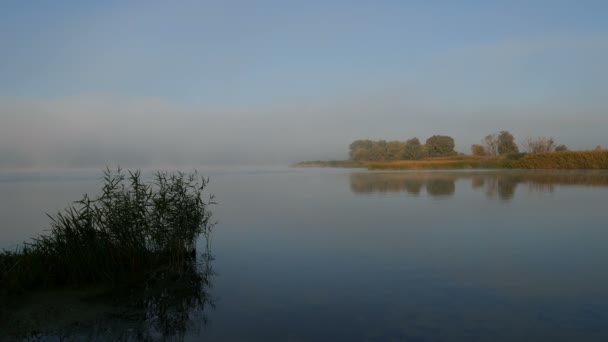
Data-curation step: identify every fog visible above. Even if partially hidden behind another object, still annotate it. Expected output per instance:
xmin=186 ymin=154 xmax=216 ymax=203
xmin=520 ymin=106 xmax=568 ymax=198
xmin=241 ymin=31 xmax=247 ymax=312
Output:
xmin=2 ymin=93 xmax=607 ymax=169
xmin=1 ymin=2 xmax=607 ymax=169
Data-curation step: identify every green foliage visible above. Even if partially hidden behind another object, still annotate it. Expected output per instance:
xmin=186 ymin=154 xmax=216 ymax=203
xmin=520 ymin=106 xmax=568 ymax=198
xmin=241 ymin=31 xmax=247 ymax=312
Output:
xmin=404 ymin=138 xmax=423 ymax=160
xmin=349 ymin=137 xmax=427 ymax=162
xmin=348 ymin=135 xmax=456 ymax=162
xmin=555 ymin=144 xmax=568 ymax=152
xmin=483 ymin=131 xmax=518 ymax=155
xmin=425 ymin=135 xmax=456 ymax=157
xmin=0 ymin=167 xmax=215 ymax=292
xmin=349 ymin=140 xmax=373 ymax=160
xmin=497 ymin=131 xmax=519 ymax=155
xmin=387 ymin=140 xmax=406 ymax=160
xmin=370 ymin=140 xmax=389 ymax=161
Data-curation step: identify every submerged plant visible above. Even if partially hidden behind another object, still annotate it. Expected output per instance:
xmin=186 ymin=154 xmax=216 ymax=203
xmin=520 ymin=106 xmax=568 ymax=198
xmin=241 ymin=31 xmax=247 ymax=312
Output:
xmin=0 ymin=167 xmax=215 ymax=291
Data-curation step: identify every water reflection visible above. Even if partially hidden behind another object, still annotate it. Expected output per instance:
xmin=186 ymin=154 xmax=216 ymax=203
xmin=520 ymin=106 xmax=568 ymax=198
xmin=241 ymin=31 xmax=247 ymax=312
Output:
xmin=350 ymin=171 xmax=608 ymax=200
xmin=3 ymin=241 xmax=215 ymax=341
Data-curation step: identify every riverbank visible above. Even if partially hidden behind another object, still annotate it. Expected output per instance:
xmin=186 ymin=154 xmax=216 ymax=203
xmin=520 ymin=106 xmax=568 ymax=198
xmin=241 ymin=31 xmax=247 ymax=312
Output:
xmin=292 ymin=160 xmax=366 ymax=168
xmin=293 ymin=150 xmax=608 ymax=170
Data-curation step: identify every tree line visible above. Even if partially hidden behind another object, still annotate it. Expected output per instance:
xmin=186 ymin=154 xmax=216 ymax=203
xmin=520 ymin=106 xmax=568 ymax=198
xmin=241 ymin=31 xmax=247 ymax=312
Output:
xmin=349 ymin=131 xmax=574 ymax=162
xmin=470 ymin=131 xmax=568 ymax=156
xmin=349 ymin=135 xmax=456 ymax=162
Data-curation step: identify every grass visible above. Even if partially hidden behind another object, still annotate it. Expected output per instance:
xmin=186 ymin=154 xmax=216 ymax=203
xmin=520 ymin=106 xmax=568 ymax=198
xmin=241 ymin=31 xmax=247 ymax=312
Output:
xmin=517 ymin=150 xmax=608 ymax=169
xmin=0 ymin=167 xmax=215 ymax=293
xmin=292 ymin=156 xmax=516 ymax=170
xmin=291 ymin=160 xmax=365 ymax=168
xmin=293 ymin=150 xmax=608 ymax=170
xmin=366 ymin=156 xmax=516 ymax=170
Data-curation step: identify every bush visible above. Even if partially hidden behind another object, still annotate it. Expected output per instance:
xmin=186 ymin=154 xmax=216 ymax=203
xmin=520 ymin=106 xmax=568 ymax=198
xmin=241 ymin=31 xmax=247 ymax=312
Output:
xmin=471 ymin=144 xmax=486 ymax=156
xmin=0 ymin=167 xmax=215 ymax=291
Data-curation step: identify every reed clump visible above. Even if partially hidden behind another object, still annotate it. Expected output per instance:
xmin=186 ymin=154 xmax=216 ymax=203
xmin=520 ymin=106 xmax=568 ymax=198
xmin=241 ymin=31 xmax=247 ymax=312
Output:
xmin=517 ymin=150 xmax=608 ymax=169
xmin=0 ymin=167 xmax=215 ymax=292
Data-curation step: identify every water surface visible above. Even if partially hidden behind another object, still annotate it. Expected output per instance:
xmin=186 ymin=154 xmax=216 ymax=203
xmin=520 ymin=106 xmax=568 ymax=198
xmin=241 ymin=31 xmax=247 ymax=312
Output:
xmin=1 ymin=168 xmax=608 ymax=341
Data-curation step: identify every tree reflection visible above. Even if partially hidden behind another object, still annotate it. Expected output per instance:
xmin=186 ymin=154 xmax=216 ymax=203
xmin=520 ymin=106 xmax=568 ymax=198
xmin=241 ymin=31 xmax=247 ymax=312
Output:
xmin=404 ymin=180 xmax=423 ymax=195
xmin=349 ymin=172 xmax=455 ymax=197
xmin=471 ymin=176 xmax=485 ymax=189
xmin=350 ymin=171 xmax=608 ymax=201
xmin=483 ymin=174 xmax=520 ymax=201
xmin=425 ymin=179 xmax=456 ymax=197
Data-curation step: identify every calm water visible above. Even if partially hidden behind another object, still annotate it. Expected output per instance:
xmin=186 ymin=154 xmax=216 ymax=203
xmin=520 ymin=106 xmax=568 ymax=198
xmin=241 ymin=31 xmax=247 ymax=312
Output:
xmin=2 ymin=168 xmax=608 ymax=341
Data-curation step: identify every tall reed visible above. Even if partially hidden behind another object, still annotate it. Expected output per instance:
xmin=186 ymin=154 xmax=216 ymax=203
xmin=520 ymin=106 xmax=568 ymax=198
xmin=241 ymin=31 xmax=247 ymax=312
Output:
xmin=0 ymin=167 xmax=215 ymax=291
xmin=517 ymin=150 xmax=608 ymax=169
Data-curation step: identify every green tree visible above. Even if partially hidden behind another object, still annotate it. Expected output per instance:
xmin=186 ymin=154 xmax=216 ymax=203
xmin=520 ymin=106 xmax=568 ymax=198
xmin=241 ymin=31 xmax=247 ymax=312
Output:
xmin=370 ymin=140 xmax=388 ymax=161
xmin=387 ymin=141 xmax=406 ymax=161
xmin=352 ymin=148 xmax=371 ymax=161
xmin=403 ymin=138 xmax=423 ymax=160
xmin=425 ymin=135 xmax=456 ymax=157
xmin=555 ymin=144 xmax=568 ymax=152
xmin=497 ymin=131 xmax=519 ymax=155
xmin=349 ymin=140 xmax=373 ymax=160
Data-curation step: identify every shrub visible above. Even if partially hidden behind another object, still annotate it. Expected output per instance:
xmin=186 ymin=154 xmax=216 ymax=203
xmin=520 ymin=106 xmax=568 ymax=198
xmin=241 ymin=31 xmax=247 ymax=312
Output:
xmin=471 ymin=144 xmax=486 ymax=156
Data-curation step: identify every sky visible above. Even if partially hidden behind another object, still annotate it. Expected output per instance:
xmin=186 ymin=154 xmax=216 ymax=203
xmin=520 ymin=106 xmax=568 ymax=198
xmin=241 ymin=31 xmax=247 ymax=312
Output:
xmin=1 ymin=1 xmax=607 ymax=168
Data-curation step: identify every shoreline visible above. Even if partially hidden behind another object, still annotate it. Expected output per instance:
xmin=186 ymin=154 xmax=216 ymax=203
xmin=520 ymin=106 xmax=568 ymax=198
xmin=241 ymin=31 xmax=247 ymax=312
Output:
xmin=293 ymin=150 xmax=608 ymax=170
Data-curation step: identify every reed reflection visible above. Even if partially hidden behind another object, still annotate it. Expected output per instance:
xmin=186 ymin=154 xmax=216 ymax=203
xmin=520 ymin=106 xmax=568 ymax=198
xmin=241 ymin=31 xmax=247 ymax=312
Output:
xmin=350 ymin=171 xmax=608 ymax=200
xmin=5 ymin=239 xmax=215 ymax=341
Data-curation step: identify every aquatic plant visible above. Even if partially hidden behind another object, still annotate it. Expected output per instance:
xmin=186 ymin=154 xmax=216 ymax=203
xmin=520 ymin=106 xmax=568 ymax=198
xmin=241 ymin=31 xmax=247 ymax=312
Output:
xmin=0 ymin=167 xmax=215 ymax=291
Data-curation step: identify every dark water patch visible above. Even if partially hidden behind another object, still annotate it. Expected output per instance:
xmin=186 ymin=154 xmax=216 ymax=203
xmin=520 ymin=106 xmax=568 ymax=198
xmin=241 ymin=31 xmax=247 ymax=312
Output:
xmin=0 ymin=250 xmax=215 ymax=341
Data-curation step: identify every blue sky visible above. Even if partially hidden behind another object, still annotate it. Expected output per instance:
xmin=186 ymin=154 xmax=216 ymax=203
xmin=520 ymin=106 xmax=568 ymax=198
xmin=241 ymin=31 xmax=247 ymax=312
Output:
xmin=1 ymin=1 xmax=607 ymax=166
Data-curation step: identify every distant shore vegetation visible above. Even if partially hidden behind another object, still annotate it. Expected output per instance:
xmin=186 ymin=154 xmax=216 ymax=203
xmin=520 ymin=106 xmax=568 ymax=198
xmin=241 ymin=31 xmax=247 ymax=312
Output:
xmin=293 ymin=131 xmax=608 ymax=170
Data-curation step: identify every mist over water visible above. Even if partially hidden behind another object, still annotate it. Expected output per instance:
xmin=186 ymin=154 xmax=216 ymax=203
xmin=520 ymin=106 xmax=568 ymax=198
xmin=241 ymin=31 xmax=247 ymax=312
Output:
xmin=1 ymin=95 xmax=608 ymax=169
